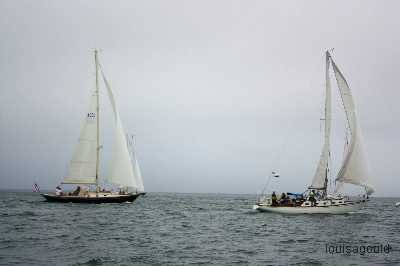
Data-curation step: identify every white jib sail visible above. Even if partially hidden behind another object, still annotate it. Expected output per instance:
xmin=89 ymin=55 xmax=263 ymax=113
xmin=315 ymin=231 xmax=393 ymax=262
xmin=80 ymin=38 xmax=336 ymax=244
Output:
xmin=310 ymin=51 xmax=332 ymax=190
xmin=100 ymin=68 xmax=143 ymax=190
xmin=331 ymin=57 xmax=374 ymax=195
xmin=133 ymin=156 xmax=144 ymax=192
xmin=128 ymin=135 xmax=145 ymax=192
xmin=63 ymin=92 xmax=98 ymax=184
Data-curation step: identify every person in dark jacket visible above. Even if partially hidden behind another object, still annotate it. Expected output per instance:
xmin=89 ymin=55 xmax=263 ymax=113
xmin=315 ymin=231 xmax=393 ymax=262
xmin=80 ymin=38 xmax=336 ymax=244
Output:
xmin=72 ymin=186 xmax=81 ymax=196
xmin=271 ymin=192 xmax=278 ymax=206
xmin=280 ymin=193 xmax=287 ymax=205
xmin=309 ymin=190 xmax=316 ymax=206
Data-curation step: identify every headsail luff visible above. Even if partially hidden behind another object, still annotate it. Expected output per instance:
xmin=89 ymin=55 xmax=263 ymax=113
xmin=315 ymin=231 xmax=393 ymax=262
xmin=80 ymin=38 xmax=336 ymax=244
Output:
xmin=331 ymin=55 xmax=374 ymax=195
xmin=99 ymin=65 xmax=144 ymax=191
xmin=310 ymin=51 xmax=332 ymax=191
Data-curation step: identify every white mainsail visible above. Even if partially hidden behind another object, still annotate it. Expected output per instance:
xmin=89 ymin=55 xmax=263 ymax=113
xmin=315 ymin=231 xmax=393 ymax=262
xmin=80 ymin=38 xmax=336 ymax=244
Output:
xmin=63 ymin=92 xmax=98 ymax=184
xmin=310 ymin=51 xmax=332 ymax=190
xmin=331 ymin=56 xmax=374 ymax=195
xmin=100 ymin=67 xmax=144 ymax=191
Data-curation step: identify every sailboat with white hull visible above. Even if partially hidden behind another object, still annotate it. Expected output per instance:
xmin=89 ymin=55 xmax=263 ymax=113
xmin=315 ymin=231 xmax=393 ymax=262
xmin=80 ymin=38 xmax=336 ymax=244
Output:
xmin=253 ymin=51 xmax=374 ymax=214
xmin=42 ymin=51 xmax=145 ymax=203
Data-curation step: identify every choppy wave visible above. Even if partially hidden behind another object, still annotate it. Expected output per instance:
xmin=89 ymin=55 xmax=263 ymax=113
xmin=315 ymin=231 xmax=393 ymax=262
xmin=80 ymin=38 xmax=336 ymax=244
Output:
xmin=0 ymin=192 xmax=399 ymax=265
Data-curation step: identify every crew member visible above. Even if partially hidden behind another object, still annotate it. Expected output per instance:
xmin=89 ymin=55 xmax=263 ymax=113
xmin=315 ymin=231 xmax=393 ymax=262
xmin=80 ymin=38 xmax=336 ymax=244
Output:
xmin=280 ymin=192 xmax=287 ymax=205
xmin=271 ymin=191 xmax=278 ymax=206
xmin=55 ymin=186 xmax=62 ymax=196
xmin=72 ymin=186 xmax=81 ymax=196
xmin=309 ymin=190 xmax=316 ymax=206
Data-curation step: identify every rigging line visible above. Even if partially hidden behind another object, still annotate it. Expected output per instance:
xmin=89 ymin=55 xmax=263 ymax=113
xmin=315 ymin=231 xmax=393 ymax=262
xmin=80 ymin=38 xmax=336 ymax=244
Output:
xmin=330 ymin=57 xmax=354 ymax=137
xmin=327 ymin=151 xmax=333 ymax=194
xmin=258 ymin=52 xmax=325 ymax=198
xmin=257 ymin=114 xmax=291 ymax=200
xmin=307 ymin=51 xmax=327 ymax=122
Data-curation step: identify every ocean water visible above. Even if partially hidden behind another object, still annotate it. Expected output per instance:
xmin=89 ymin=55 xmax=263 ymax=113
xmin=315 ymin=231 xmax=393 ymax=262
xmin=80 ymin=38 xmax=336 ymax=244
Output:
xmin=0 ymin=192 xmax=399 ymax=265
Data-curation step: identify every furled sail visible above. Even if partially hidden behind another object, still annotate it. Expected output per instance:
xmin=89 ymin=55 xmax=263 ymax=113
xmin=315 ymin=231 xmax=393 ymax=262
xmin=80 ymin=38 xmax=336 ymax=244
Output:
xmin=63 ymin=93 xmax=98 ymax=184
xmin=100 ymin=68 xmax=144 ymax=191
xmin=310 ymin=51 xmax=332 ymax=190
xmin=331 ymin=56 xmax=374 ymax=195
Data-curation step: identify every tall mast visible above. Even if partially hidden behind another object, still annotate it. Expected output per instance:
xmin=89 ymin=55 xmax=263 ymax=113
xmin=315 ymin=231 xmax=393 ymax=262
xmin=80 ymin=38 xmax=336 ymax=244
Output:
xmin=310 ymin=50 xmax=332 ymax=192
xmin=95 ymin=50 xmax=100 ymax=192
xmin=323 ymin=50 xmax=332 ymax=195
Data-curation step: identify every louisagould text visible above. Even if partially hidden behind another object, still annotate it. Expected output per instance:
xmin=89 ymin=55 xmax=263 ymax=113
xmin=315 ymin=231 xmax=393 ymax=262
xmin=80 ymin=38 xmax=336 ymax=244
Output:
xmin=326 ymin=243 xmax=392 ymax=255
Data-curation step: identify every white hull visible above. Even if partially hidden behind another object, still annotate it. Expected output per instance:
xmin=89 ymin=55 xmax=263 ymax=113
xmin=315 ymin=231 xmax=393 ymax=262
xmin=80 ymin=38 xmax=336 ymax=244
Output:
xmin=253 ymin=202 xmax=365 ymax=214
xmin=396 ymin=202 xmax=400 ymax=207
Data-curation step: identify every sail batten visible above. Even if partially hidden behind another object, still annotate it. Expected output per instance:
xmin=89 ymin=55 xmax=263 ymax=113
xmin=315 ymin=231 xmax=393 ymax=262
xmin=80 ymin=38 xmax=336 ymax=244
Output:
xmin=62 ymin=178 xmax=97 ymax=184
xmin=331 ymin=56 xmax=374 ymax=195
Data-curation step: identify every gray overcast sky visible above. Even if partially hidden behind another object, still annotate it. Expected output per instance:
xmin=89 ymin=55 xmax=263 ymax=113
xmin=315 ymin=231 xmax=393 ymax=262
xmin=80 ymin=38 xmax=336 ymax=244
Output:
xmin=0 ymin=0 xmax=399 ymax=196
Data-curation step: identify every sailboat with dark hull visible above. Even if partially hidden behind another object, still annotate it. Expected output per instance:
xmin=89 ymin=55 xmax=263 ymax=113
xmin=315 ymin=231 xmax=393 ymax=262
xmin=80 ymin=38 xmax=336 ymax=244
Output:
xmin=41 ymin=51 xmax=145 ymax=203
xmin=41 ymin=193 xmax=142 ymax=204
xmin=253 ymin=51 xmax=374 ymax=214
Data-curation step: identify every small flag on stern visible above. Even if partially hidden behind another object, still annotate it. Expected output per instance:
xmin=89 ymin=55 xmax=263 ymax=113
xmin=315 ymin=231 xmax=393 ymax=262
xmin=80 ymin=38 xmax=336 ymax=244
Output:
xmin=272 ymin=171 xmax=280 ymax=178
xmin=33 ymin=183 xmax=40 ymax=192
